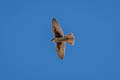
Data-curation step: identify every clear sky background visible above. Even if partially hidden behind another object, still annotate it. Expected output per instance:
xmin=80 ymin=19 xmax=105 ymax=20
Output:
xmin=0 ymin=0 xmax=120 ymax=80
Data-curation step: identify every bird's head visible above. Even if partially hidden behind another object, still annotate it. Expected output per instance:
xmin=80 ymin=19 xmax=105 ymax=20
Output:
xmin=51 ymin=38 xmax=55 ymax=42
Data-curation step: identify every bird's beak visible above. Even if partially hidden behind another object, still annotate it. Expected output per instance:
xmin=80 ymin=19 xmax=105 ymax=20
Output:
xmin=51 ymin=39 xmax=54 ymax=42
xmin=51 ymin=38 xmax=55 ymax=42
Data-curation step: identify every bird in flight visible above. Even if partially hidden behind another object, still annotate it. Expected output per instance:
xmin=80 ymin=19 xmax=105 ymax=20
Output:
xmin=51 ymin=18 xmax=75 ymax=59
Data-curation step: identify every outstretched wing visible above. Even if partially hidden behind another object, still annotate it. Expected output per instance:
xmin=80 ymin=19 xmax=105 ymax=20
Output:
xmin=52 ymin=18 xmax=64 ymax=38
xmin=56 ymin=42 xmax=65 ymax=59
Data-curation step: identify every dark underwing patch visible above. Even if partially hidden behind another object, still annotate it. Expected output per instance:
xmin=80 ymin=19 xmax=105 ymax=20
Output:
xmin=54 ymin=28 xmax=63 ymax=38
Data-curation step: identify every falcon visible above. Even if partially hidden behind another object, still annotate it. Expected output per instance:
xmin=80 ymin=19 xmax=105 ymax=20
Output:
xmin=51 ymin=18 xmax=75 ymax=59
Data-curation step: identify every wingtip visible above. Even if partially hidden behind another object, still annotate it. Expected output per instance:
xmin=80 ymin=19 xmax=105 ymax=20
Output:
xmin=52 ymin=18 xmax=56 ymax=21
xmin=59 ymin=57 xmax=64 ymax=60
xmin=58 ymin=53 xmax=64 ymax=60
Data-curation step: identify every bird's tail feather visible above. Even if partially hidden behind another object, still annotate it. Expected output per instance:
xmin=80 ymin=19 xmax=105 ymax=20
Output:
xmin=64 ymin=33 xmax=75 ymax=45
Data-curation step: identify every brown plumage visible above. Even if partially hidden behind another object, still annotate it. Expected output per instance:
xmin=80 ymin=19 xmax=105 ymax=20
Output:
xmin=51 ymin=18 xmax=75 ymax=59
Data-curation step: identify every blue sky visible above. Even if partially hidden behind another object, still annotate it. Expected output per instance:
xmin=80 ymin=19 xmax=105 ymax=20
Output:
xmin=0 ymin=0 xmax=120 ymax=80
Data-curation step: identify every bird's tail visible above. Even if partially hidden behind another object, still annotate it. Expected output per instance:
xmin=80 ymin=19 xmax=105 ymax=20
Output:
xmin=64 ymin=33 xmax=75 ymax=45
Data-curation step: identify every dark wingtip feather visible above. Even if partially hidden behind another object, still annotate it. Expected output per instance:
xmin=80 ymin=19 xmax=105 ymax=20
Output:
xmin=52 ymin=18 xmax=56 ymax=21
